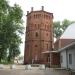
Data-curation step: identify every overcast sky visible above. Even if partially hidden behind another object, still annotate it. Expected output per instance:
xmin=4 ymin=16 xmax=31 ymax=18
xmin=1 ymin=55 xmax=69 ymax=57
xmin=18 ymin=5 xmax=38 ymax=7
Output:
xmin=8 ymin=0 xmax=75 ymax=56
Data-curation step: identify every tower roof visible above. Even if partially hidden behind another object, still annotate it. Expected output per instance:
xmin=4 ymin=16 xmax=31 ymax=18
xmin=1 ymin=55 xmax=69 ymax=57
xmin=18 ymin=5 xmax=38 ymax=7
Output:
xmin=26 ymin=6 xmax=53 ymax=18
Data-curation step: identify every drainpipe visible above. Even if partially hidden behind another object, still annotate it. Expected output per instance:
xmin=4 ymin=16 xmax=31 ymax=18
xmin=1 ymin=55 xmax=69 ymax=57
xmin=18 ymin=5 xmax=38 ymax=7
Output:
xmin=66 ymin=49 xmax=68 ymax=69
xmin=50 ymin=52 xmax=52 ymax=67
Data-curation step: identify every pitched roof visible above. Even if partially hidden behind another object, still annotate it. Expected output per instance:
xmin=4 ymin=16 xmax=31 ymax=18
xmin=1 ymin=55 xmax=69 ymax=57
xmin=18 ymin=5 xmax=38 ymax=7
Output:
xmin=60 ymin=23 xmax=75 ymax=39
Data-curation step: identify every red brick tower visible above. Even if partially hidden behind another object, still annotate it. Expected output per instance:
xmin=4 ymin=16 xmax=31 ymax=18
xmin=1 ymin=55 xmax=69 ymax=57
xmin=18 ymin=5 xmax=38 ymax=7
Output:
xmin=24 ymin=6 xmax=54 ymax=65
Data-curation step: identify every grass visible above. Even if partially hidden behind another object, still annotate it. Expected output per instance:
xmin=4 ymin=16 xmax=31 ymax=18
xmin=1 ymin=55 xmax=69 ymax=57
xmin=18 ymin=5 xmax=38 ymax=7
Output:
xmin=0 ymin=61 xmax=14 ymax=65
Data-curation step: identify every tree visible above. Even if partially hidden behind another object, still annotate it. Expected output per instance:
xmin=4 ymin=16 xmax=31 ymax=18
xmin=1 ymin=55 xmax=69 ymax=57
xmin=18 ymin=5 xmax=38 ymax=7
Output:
xmin=53 ymin=19 xmax=75 ymax=38
xmin=0 ymin=0 xmax=10 ymax=62
xmin=53 ymin=21 xmax=62 ymax=38
xmin=0 ymin=0 xmax=24 ymax=62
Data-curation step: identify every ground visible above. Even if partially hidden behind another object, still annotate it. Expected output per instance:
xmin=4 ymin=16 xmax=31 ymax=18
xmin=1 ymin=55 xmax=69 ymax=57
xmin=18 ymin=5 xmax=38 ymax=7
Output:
xmin=0 ymin=65 xmax=73 ymax=75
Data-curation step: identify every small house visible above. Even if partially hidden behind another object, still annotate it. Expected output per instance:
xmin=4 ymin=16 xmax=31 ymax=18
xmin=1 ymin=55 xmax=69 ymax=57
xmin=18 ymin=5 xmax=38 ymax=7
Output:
xmin=59 ymin=42 xmax=75 ymax=70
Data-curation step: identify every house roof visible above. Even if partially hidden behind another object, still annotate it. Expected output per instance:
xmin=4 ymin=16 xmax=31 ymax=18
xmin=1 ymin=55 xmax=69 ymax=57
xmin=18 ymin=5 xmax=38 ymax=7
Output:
xmin=60 ymin=23 xmax=75 ymax=39
xmin=58 ymin=41 xmax=75 ymax=52
xmin=42 ymin=50 xmax=58 ymax=54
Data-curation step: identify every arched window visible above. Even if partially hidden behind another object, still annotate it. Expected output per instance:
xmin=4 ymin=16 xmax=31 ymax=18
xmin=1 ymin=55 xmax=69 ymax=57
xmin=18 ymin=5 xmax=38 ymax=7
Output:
xmin=35 ymin=45 xmax=37 ymax=47
xmin=34 ymin=14 xmax=36 ymax=18
xmin=44 ymin=15 xmax=45 ymax=18
xmin=46 ymin=33 xmax=48 ymax=36
xmin=36 ymin=14 xmax=38 ymax=18
xmin=35 ymin=24 xmax=36 ymax=27
xmin=35 ymin=32 xmax=38 ymax=37
xmin=46 ymin=44 xmax=48 ymax=49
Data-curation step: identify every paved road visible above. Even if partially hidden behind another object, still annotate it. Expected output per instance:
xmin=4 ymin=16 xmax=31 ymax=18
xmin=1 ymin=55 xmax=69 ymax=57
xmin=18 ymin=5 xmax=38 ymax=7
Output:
xmin=0 ymin=67 xmax=70 ymax=75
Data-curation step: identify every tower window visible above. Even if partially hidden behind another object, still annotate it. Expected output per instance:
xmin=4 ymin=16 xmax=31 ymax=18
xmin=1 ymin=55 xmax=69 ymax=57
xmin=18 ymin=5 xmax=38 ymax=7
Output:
xmin=35 ymin=45 xmax=37 ymax=47
xmin=45 ymin=25 xmax=46 ymax=28
xmin=35 ymin=24 xmax=36 ymax=27
xmin=49 ymin=16 xmax=50 ymax=19
xmin=34 ymin=15 xmax=36 ymax=18
xmin=46 ymin=44 xmax=48 ymax=49
xmin=29 ymin=16 xmax=31 ymax=19
xmin=46 ymin=33 xmax=48 ymax=36
xmin=36 ymin=14 xmax=38 ymax=18
xmin=35 ymin=32 xmax=38 ymax=37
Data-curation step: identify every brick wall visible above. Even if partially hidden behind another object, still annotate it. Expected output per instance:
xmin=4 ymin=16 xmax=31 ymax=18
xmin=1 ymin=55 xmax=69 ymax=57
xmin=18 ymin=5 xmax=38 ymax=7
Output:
xmin=24 ymin=7 xmax=54 ymax=64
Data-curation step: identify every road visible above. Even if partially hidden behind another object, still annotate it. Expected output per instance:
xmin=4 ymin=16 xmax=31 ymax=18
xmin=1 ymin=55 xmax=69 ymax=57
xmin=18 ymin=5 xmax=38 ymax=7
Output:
xmin=0 ymin=67 xmax=70 ymax=75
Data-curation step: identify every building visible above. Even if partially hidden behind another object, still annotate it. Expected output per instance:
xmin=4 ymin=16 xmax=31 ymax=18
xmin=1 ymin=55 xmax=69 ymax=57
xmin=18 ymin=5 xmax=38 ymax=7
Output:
xmin=54 ymin=23 xmax=75 ymax=50
xmin=59 ymin=41 xmax=75 ymax=70
xmin=54 ymin=23 xmax=75 ymax=69
xmin=24 ymin=6 xmax=54 ymax=65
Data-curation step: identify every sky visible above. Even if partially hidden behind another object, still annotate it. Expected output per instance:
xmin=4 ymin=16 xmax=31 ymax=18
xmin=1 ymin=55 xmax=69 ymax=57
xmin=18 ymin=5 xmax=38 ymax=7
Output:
xmin=8 ymin=0 xmax=75 ymax=56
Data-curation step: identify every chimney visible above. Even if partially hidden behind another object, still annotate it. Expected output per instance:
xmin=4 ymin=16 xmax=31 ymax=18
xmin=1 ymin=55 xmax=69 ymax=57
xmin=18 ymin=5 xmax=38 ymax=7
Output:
xmin=31 ymin=7 xmax=33 ymax=12
xmin=27 ymin=11 xmax=29 ymax=14
xmin=41 ymin=6 xmax=44 ymax=11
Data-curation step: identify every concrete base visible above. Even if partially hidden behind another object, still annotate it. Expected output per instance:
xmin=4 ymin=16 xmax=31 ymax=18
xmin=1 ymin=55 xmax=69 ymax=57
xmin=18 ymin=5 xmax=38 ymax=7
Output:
xmin=39 ymin=65 xmax=45 ymax=70
xmin=10 ymin=64 xmax=16 ymax=69
xmin=0 ymin=64 xmax=4 ymax=69
xmin=25 ymin=65 xmax=32 ymax=70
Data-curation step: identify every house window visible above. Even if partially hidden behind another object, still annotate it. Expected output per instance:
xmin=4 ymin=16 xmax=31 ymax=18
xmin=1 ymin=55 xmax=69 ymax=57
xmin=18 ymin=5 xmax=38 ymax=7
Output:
xmin=35 ymin=32 xmax=38 ymax=37
xmin=69 ymin=54 xmax=72 ymax=64
xmin=60 ymin=55 xmax=63 ymax=63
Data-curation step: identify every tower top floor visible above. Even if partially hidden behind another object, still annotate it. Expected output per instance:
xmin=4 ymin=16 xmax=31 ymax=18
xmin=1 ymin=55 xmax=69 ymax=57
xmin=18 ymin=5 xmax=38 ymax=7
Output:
xmin=27 ymin=6 xmax=53 ymax=19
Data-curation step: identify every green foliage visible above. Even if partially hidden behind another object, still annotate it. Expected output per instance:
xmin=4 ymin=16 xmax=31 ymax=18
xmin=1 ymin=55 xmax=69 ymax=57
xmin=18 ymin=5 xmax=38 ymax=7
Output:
xmin=0 ymin=60 xmax=14 ymax=64
xmin=53 ymin=21 xmax=62 ymax=38
xmin=53 ymin=19 xmax=75 ymax=38
xmin=0 ymin=0 xmax=24 ymax=62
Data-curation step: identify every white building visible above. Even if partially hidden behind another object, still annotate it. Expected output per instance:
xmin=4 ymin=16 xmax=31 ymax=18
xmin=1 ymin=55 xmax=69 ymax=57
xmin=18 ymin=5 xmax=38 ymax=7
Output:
xmin=58 ymin=23 xmax=75 ymax=70
xmin=59 ymin=42 xmax=75 ymax=70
